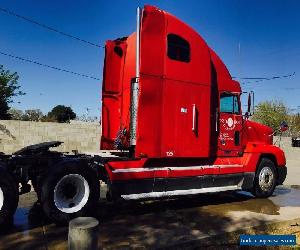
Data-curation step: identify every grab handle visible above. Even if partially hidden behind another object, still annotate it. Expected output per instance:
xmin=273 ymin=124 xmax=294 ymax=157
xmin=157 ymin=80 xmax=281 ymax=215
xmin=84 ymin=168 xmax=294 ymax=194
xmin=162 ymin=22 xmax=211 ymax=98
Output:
xmin=192 ymin=104 xmax=196 ymax=131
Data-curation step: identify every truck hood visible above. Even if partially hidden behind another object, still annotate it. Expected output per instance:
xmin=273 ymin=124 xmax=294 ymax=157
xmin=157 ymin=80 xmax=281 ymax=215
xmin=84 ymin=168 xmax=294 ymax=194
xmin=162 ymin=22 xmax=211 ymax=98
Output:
xmin=243 ymin=120 xmax=273 ymax=145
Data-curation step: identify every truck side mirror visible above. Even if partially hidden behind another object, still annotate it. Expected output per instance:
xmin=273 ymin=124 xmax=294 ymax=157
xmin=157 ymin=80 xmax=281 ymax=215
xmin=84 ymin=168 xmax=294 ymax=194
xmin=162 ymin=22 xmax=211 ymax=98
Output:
xmin=245 ymin=91 xmax=255 ymax=116
xmin=247 ymin=93 xmax=251 ymax=113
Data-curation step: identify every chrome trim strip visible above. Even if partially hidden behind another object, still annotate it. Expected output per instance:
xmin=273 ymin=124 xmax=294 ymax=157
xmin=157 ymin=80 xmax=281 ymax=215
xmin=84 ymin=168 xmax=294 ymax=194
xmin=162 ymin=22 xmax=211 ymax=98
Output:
xmin=121 ymin=185 xmax=241 ymax=200
xmin=112 ymin=165 xmax=243 ymax=173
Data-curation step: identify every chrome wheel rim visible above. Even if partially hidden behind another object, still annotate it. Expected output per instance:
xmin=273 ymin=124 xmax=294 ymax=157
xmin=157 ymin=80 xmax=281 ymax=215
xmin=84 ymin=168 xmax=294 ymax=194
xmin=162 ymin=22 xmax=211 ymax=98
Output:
xmin=0 ymin=187 xmax=3 ymax=211
xmin=54 ymin=174 xmax=90 ymax=214
xmin=259 ymin=166 xmax=274 ymax=192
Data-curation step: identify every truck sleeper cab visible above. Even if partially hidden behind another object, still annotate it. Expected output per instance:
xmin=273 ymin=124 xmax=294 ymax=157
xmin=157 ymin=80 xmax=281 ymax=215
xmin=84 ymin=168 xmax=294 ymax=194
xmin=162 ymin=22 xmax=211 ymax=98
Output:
xmin=101 ymin=5 xmax=287 ymax=201
xmin=0 ymin=5 xmax=287 ymax=226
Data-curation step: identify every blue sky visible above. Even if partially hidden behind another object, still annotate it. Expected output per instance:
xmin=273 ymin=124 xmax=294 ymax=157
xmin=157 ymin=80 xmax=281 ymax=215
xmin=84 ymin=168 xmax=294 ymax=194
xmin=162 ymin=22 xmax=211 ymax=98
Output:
xmin=0 ymin=0 xmax=300 ymax=117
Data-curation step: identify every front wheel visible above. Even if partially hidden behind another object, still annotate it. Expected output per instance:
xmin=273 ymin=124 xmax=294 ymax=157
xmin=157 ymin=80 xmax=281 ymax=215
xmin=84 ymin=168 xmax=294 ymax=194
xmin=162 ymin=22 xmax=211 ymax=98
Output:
xmin=40 ymin=161 xmax=100 ymax=225
xmin=251 ymin=158 xmax=276 ymax=198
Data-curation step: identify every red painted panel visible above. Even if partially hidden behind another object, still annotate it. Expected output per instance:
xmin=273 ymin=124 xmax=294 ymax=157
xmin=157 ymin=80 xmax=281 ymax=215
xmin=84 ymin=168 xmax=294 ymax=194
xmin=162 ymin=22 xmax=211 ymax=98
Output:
xmin=101 ymin=34 xmax=136 ymax=149
xmin=165 ymin=11 xmax=211 ymax=85
xmin=218 ymin=113 xmax=243 ymax=156
xmin=242 ymin=120 xmax=273 ymax=146
xmin=135 ymin=5 xmax=212 ymax=158
xmin=107 ymin=158 xmax=147 ymax=170
xmin=140 ymin=5 xmax=166 ymax=77
xmin=135 ymin=76 xmax=164 ymax=157
xmin=120 ymin=34 xmax=136 ymax=135
xmin=106 ymin=156 xmax=247 ymax=181
xmin=101 ymin=95 xmax=121 ymax=149
xmin=161 ymin=80 xmax=211 ymax=157
xmin=244 ymin=144 xmax=286 ymax=167
xmin=241 ymin=152 xmax=260 ymax=172
xmin=101 ymin=41 xmax=127 ymax=149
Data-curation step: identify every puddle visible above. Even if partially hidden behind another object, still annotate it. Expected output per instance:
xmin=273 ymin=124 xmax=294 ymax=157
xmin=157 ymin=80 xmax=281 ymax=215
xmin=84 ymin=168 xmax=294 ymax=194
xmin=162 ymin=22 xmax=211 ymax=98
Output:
xmin=14 ymin=207 xmax=31 ymax=231
xmin=200 ymin=195 xmax=280 ymax=216
xmin=273 ymin=186 xmax=292 ymax=195
xmin=270 ymin=187 xmax=300 ymax=207
xmin=0 ymin=203 xmax=49 ymax=236
xmin=201 ymin=186 xmax=300 ymax=218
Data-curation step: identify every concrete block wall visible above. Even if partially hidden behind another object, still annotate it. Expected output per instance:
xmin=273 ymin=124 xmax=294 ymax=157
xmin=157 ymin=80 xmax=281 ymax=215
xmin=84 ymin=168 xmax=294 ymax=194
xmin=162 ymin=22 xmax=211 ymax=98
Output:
xmin=0 ymin=121 xmax=295 ymax=158
xmin=0 ymin=120 xmax=101 ymax=154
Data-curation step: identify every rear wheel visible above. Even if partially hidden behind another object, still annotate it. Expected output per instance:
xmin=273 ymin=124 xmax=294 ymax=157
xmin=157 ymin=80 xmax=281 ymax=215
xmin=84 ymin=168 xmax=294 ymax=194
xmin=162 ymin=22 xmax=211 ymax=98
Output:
xmin=0 ymin=167 xmax=19 ymax=226
xmin=40 ymin=161 xmax=100 ymax=225
xmin=252 ymin=158 xmax=276 ymax=198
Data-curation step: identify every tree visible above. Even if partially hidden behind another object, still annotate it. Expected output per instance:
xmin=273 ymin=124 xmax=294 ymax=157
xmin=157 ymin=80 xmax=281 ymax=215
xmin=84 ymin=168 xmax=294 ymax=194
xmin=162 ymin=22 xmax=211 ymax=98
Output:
xmin=47 ymin=105 xmax=76 ymax=123
xmin=0 ymin=65 xmax=25 ymax=119
xmin=9 ymin=108 xmax=24 ymax=120
xmin=9 ymin=108 xmax=44 ymax=121
xmin=22 ymin=109 xmax=44 ymax=121
xmin=252 ymin=100 xmax=288 ymax=132
xmin=0 ymin=99 xmax=11 ymax=119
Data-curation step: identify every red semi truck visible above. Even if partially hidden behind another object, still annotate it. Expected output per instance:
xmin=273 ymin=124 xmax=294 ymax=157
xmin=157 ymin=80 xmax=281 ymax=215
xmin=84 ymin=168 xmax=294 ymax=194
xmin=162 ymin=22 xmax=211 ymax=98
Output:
xmin=0 ymin=5 xmax=287 ymax=225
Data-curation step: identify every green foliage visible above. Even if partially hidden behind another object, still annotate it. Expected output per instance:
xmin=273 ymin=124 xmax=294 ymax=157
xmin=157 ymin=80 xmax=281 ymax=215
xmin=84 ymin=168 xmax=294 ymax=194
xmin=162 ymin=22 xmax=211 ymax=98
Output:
xmin=252 ymin=100 xmax=288 ymax=132
xmin=0 ymin=65 xmax=25 ymax=119
xmin=22 ymin=109 xmax=44 ymax=121
xmin=9 ymin=108 xmax=44 ymax=121
xmin=0 ymin=99 xmax=11 ymax=119
xmin=8 ymin=108 xmax=24 ymax=120
xmin=41 ymin=115 xmax=57 ymax=122
xmin=47 ymin=105 xmax=76 ymax=123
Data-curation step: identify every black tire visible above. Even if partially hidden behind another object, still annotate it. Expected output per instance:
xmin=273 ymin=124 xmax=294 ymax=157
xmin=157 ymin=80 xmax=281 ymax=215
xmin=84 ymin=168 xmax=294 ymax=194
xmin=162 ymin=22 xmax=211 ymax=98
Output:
xmin=40 ymin=160 xmax=100 ymax=225
xmin=32 ymin=177 xmax=42 ymax=203
xmin=0 ymin=167 xmax=19 ymax=226
xmin=251 ymin=158 xmax=277 ymax=198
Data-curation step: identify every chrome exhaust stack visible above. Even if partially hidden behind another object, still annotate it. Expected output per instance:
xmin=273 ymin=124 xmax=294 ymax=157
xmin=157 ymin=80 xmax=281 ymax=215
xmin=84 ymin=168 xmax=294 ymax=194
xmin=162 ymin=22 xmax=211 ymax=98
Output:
xmin=129 ymin=7 xmax=141 ymax=156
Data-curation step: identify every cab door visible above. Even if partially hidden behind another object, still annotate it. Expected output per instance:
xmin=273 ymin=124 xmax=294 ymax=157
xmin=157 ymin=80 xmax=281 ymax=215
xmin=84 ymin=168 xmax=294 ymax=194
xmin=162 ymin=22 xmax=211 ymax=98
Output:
xmin=218 ymin=92 xmax=243 ymax=157
xmin=161 ymin=80 xmax=211 ymax=158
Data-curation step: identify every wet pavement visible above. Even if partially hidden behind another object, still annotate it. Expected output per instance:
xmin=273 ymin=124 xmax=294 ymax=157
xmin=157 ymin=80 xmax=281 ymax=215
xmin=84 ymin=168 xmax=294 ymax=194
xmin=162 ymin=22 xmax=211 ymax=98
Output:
xmin=0 ymin=185 xmax=300 ymax=249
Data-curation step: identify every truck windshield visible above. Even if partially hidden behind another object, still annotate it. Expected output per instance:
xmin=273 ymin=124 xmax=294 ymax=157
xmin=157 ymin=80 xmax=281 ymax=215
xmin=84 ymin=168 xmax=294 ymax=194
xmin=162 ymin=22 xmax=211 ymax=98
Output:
xmin=220 ymin=93 xmax=240 ymax=114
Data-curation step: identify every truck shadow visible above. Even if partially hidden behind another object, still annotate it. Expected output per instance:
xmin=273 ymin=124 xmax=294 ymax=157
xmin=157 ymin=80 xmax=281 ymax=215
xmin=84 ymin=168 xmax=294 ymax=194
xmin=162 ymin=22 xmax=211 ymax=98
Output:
xmin=98 ymin=190 xmax=281 ymax=221
xmin=96 ymin=191 xmax=285 ymax=249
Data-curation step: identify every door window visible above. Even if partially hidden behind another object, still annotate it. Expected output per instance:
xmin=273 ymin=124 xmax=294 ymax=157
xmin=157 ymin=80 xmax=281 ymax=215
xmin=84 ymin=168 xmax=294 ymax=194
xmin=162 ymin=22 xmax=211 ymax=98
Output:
xmin=220 ymin=93 xmax=240 ymax=114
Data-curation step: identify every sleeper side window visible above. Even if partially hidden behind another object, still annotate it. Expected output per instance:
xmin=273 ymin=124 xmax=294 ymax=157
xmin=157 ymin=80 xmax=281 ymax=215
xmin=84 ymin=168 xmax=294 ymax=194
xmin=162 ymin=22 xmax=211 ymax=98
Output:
xmin=220 ymin=93 xmax=240 ymax=114
xmin=167 ymin=34 xmax=190 ymax=63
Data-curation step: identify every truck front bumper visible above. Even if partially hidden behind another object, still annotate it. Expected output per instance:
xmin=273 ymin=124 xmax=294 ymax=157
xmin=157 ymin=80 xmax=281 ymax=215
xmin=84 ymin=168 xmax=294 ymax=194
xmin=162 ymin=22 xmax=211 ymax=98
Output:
xmin=277 ymin=166 xmax=287 ymax=185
